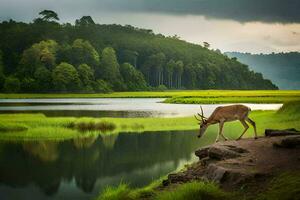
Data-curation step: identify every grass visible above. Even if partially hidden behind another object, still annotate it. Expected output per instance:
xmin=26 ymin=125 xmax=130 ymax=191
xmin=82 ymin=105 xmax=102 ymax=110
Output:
xmin=1 ymin=90 xmax=300 ymax=104
xmin=0 ymin=101 xmax=300 ymax=141
xmin=67 ymin=121 xmax=116 ymax=132
xmin=96 ymin=171 xmax=300 ymax=200
xmin=155 ymin=181 xmax=232 ymax=200
xmin=97 ymin=181 xmax=231 ymax=200
xmin=257 ymin=172 xmax=300 ymax=200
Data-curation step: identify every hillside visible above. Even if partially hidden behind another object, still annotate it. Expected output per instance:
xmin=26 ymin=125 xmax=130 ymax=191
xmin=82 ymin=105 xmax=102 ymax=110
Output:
xmin=0 ymin=12 xmax=277 ymax=93
xmin=226 ymin=52 xmax=300 ymax=90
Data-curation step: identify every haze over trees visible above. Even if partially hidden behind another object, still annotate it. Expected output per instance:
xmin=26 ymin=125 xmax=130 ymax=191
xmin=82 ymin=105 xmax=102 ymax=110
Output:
xmin=0 ymin=10 xmax=277 ymax=93
xmin=226 ymin=52 xmax=300 ymax=90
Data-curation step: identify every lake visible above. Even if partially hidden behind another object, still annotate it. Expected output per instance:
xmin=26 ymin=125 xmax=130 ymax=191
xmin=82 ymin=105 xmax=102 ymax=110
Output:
xmin=0 ymin=98 xmax=282 ymax=200
xmin=0 ymin=98 xmax=282 ymax=117
xmin=0 ymin=130 xmax=209 ymax=200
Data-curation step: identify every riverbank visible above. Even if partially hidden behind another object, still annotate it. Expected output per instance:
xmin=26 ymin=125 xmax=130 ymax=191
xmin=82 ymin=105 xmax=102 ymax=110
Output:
xmin=96 ymin=133 xmax=300 ymax=200
xmin=0 ymin=101 xmax=299 ymax=141
xmin=1 ymin=90 xmax=300 ymax=104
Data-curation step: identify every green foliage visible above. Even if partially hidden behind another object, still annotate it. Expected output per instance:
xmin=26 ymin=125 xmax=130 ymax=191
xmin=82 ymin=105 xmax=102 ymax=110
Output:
xmin=97 ymin=183 xmax=134 ymax=200
xmin=38 ymin=10 xmax=59 ymax=21
xmin=93 ymin=79 xmax=112 ymax=93
xmin=257 ymin=172 xmax=300 ymax=200
xmin=52 ymin=62 xmax=81 ymax=92
xmin=0 ymin=14 xmax=279 ymax=93
xmin=75 ymin=16 xmax=95 ymax=27
xmin=0 ymin=122 xmax=28 ymax=132
xmin=120 ymin=63 xmax=147 ymax=91
xmin=4 ymin=76 xmax=20 ymax=93
xmin=70 ymin=39 xmax=100 ymax=67
xmin=155 ymin=181 xmax=230 ymax=200
xmin=34 ymin=66 xmax=52 ymax=92
xmin=156 ymin=85 xmax=168 ymax=91
xmin=78 ymin=64 xmax=95 ymax=92
xmin=100 ymin=47 xmax=125 ymax=90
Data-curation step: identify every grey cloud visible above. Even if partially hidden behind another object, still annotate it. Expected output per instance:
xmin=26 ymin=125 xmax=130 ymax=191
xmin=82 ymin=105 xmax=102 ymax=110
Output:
xmin=0 ymin=0 xmax=300 ymax=23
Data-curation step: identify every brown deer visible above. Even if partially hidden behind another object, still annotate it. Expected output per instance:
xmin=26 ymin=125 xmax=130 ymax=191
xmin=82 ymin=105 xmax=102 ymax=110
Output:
xmin=195 ymin=105 xmax=257 ymax=142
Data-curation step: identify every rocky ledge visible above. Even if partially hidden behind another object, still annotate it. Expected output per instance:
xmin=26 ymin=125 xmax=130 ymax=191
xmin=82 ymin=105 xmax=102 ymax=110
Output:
xmin=163 ymin=130 xmax=300 ymax=190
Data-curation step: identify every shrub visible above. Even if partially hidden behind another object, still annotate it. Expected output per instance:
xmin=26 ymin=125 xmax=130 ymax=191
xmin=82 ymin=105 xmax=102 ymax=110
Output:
xmin=67 ymin=121 xmax=116 ymax=132
xmin=4 ymin=76 xmax=20 ymax=93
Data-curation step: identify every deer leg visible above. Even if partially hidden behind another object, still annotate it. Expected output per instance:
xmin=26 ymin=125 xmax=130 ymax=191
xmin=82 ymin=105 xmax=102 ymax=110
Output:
xmin=237 ymin=120 xmax=249 ymax=140
xmin=246 ymin=117 xmax=257 ymax=139
xmin=219 ymin=121 xmax=228 ymax=141
xmin=215 ymin=122 xmax=222 ymax=143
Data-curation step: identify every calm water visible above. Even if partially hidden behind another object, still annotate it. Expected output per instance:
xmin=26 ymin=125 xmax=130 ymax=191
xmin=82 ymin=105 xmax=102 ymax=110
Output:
xmin=0 ymin=98 xmax=282 ymax=200
xmin=0 ymin=98 xmax=282 ymax=117
xmin=0 ymin=130 xmax=207 ymax=200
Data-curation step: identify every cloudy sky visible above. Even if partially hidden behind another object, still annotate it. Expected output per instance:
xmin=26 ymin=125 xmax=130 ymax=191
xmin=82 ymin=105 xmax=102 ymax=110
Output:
xmin=1 ymin=0 xmax=300 ymax=53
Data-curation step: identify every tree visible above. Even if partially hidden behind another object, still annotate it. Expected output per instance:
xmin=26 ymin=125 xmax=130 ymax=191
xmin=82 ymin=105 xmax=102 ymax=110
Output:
xmin=203 ymin=42 xmax=210 ymax=49
xmin=93 ymin=79 xmax=112 ymax=93
xmin=120 ymin=63 xmax=147 ymax=91
xmin=18 ymin=40 xmax=58 ymax=78
xmin=119 ymin=50 xmax=139 ymax=68
xmin=99 ymin=47 xmax=124 ymax=90
xmin=174 ymin=60 xmax=184 ymax=88
xmin=34 ymin=66 xmax=52 ymax=92
xmin=4 ymin=77 xmax=20 ymax=93
xmin=141 ymin=53 xmax=165 ymax=87
xmin=75 ymin=16 xmax=95 ymax=27
xmin=39 ymin=10 xmax=59 ymax=21
xmin=0 ymin=51 xmax=5 ymax=91
xmin=70 ymin=39 xmax=100 ymax=69
xmin=182 ymin=64 xmax=197 ymax=89
xmin=78 ymin=64 xmax=95 ymax=92
xmin=165 ymin=59 xmax=176 ymax=88
xmin=52 ymin=62 xmax=81 ymax=92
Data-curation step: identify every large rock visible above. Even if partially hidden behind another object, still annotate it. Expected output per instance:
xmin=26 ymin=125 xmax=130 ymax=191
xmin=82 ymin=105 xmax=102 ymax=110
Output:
xmin=208 ymin=146 xmax=242 ymax=160
xmin=195 ymin=147 xmax=210 ymax=159
xmin=273 ymin=135 xmax=300 ymax=148
xmin=265 ymin=128 xmax=300 ymax=137
xmin=195 ymin=145 xmax=248 ymax=160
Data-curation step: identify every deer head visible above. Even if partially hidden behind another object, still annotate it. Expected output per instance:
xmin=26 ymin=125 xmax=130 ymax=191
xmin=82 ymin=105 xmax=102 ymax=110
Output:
xmin=194 ymin=106 xmax=208 ymax=138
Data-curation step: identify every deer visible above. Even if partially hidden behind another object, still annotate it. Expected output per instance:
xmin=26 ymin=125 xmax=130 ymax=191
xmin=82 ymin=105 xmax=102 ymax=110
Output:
xmin=194 ymin=105 xmax=257 ymax=142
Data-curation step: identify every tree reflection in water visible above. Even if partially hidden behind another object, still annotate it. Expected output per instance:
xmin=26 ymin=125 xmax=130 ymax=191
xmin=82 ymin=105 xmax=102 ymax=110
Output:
xmin=0 ymin=130 xmax=202 ymax=200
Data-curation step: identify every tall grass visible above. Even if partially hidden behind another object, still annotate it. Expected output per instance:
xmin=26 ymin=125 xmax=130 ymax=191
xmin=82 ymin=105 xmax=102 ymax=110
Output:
xmin=155 ymin=181 xmax=231 ymax=200
xmin=257 ymin=172 xmax=300 ymax=200
xmin=67 ymin=121 xmax=116 ymax=132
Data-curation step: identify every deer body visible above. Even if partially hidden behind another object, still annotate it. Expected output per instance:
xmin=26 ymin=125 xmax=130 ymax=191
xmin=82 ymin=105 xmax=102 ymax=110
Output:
xmin=195 ymin=105 xmax=257 ymax=142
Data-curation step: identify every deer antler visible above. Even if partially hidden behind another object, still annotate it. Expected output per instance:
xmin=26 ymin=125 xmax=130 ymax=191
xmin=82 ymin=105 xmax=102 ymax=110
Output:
xmin=194 ymin=115 xmax=201 ymax=121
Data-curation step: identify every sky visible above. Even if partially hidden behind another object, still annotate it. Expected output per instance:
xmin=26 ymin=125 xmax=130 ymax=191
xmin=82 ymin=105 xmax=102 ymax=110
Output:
xmin=0 ymin=0 xmax=300 ymax=53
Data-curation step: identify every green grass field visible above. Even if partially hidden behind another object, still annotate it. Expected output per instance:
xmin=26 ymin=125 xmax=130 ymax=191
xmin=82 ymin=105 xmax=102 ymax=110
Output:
xmin=1 ymin=90 xmax=300 ymax=104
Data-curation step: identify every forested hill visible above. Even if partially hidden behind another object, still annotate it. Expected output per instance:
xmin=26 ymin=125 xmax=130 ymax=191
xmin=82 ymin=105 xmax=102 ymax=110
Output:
xmin=0 ymin=11 xmax=277 ymax=93
xmin=226 ymin=52 xmax=300 ymax=90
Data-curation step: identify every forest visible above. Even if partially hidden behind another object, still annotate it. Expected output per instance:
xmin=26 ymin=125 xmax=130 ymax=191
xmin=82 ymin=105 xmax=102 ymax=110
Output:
xmin=0 ymin=10 xmax=278 ymax=93
xmin=226 ymin=52 xmax=300 ymax=90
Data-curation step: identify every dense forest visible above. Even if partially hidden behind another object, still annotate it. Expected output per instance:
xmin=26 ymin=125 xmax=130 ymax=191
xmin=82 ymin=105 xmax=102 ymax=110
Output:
xmin=226 ymin=52 xmax=300 ymax=90
xmin=0 ymin=10 xmax=277 ymax=93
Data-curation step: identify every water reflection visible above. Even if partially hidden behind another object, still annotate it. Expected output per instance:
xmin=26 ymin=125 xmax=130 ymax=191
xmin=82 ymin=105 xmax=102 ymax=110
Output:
xmin=0 ymin=130 xmax=202 ymax=200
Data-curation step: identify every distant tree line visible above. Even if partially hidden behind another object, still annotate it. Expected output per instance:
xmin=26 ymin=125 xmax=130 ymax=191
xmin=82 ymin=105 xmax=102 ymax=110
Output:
xmin=226 ymin=52 xmax=300 ymax=90
xmin=0 ymin=10 xmax=278 ymax=93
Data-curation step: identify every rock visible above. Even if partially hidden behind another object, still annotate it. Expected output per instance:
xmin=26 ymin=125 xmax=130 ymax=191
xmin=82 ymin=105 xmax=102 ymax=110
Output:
xmin=195 ymin=147 xmax=210 ymax=159
xmin=273 ymin=135 xmax=300 ymax=148
xmin=203 ymin=164 xmax=227 ymax=183
xmin=208 ymin=146 xmax=242 ymax=160
xmin=265 ymin=128 xmax=300 ymax=137
xmin=203 ymin=163 xmax=263 ymax=185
